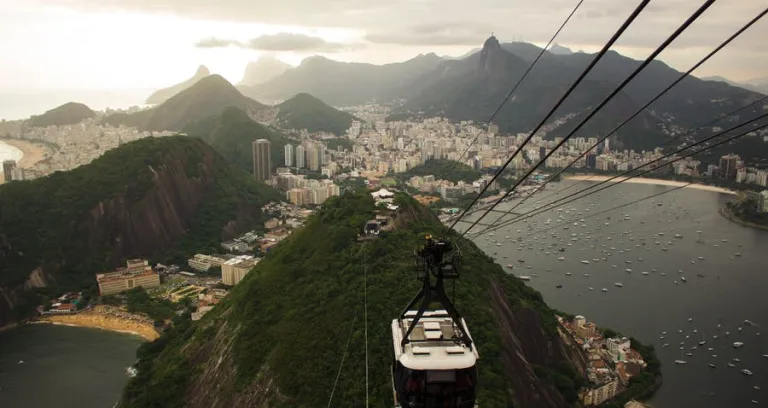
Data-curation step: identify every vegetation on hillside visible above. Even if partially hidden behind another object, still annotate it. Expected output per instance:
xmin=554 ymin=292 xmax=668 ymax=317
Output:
xmin=726 ymin=195 xmax=768 ymax=227
xmin=103 ymin=75 xmax=267 ymax=131
xmin=27 ymin=102 xmax=95 ymax=127
xmin=276 ymin=93 xmax=356 ymax=136
xmin=399 ymin=158 xmax=482 ymax=183
xmin=324 ymin=137 xmax=354 ymax=151
xmin=183 ymin=106 xmax=289 ymax=173
xmin=0 ymin=136 xmax=279 ymax=320
xmin=120 ymin=191 xmax=578 ymax=408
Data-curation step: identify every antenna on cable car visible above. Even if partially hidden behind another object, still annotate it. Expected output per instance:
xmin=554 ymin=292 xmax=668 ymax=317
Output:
xmin=399 ymin=235 xmax=472 ymax=348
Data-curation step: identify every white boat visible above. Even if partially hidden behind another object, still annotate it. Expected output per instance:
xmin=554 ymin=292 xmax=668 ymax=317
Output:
xmin=601 ymin=288 xmax=608 ymax=292
xmin=709 ymin=363 xmax=716 ymax=368
xmin=614 ymin=282 xmax=624 ymax=288
xmin=566 ymin=272 xmax=572 ymax=276
xmin=733 ymin=342 xmax=745 ymax=348
xmin=674 ymin=350 xmax=687 ymax=365
xmin=742 ymin=369 xmax=754 ymax=376
xmin=642 ymin=271 xmax=649 ymax=275
xmin=588 ymin=287 xmax=594 ymax=291
xmin=519 ymin=276 xmax=532 ymax=281
xmin=581 ymin=260 xmax=590 ymax=264
xmin=681 ymin=276 xmax=687 ymax=282
xmin=728 ymin=362 xmax=736 ymax=367
xmin=558 ymin=256 xmax=565 ymax=261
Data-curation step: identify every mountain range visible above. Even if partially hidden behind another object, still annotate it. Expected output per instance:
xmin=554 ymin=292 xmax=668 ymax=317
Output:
xmin=0 ymin=136 xmax=280 ymax=325
xmin=239 ymin=53 xmax=446 ymax=105
xmin=701 ymin=75 xmax=768 ymax=95
xmin=234 ymin=36 xmax=763 ymax=153
xmin=104 ymin=75 xmax=354 ymax=138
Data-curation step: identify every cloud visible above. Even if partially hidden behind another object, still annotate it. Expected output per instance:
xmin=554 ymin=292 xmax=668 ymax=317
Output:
xmin=194 ymin=32 xmax=362 ymax=53
xmin=247 ymin=33 xmax=345 ymax=52
xmin=366 ymin=23 xmax=495 ymax=46
xmin=195 ymin=37 xmax=242 ymax=48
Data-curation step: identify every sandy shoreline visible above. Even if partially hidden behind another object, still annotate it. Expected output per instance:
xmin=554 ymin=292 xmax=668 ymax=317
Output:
xmin=1 ymin=138 xmax=49 ymax=168
xmin=565 ymin=175 xmax=736 ymax=195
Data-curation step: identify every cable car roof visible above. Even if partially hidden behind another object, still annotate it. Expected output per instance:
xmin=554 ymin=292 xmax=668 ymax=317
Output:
xmin=392 ymin=313 xmax=479 ymax=371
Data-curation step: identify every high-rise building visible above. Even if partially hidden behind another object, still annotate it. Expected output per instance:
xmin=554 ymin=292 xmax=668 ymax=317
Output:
xmin=757 ymin=171 xmax=768 ymax=187
xmin=719 ymin=154 xmax=739 ymax=180
xmin=3 ymin=160 xmax=17 ymax=182
xmin=759 ymin=190 xmax=768 ymax=213
xmin=488 ymin=123 xmax=499 ymax=136
xmin=252 ymin=139 xmax=271 ymax=181
xmin=307 ymin=144 xmax=321 ymax=171
xmin=284 ymin=144 xmax=294 ymax=167
xmin=585 ymin=153 xmax=597 ymax=169
xmin=319 ymin=145 xmax=327 ymax=166
xmin=296 ymin=145 xmax=306 ymax=168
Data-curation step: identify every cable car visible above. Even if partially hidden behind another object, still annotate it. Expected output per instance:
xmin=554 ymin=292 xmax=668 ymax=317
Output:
xmin=392 ymin=236 xmax=479 ymax=408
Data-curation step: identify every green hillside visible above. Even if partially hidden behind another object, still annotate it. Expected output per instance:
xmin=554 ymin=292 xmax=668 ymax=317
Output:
xmin=400 ymin=158 xmax=482 ymax=183
xmin=184 ymin=107 xmax=289 ymax=172
xmin=104 ymin=75 xmax=267 ymax=131
xmin=120 ymin=192 xmax=583 ymax=408
xmin=28 ymin=102 xmax=95 ymax=127
xmin=0 ymin=136 xmax=280 ymax=321
xmin=276 ymin=93 xmax=355 ymax=136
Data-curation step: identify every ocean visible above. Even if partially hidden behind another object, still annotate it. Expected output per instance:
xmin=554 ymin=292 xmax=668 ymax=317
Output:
xmin=465 ymin=181 xmax=768 ymax=407
xmin=0 ymin=89 xmax=153 ymax=121
xmin=0 ymin=324 xmax=143 ymax=408
xmin=0 ymin=141 xmax=23 ymax=164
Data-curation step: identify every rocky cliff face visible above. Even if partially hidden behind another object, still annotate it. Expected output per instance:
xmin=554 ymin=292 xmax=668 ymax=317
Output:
xmin=0 ymin=137 xmax=276 ymax=327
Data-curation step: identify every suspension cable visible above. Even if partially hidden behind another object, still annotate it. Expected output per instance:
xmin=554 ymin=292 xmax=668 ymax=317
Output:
xmin=448 ymin=0 xmax=651 ymax=233
xmin=525 ymin=94 xmax=768 ymax=211
xmin=479 ymin=8 xmax=767 ymax=227
xmin=326 ymin=311 xmax=358 ymax=408
xmin=439 ymin=0 xmax=586 ymax=235
xmin=363 ymin=247 xmax=369 ymax=408
xmin=469 ymin=117 xmax=768 ymax=238
xmin=463 ymin=0 xmax=716 ymax=237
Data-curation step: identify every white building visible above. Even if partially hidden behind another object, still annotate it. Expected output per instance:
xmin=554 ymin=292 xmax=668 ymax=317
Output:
xmin=221 ymin=255 xmax=260 ymax=286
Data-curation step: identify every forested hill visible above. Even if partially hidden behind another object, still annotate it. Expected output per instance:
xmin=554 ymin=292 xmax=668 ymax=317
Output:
xmin=27 ymin=102 xmax=95 ymax=127
xmin=183 ymin=106 xmax=288 ymax=172
xmin=275 ymin=93 xmax=356 ymax=136
xmin=400 ymin=158 xmax=482 ymax=183
xmin=120 ymin=191 xmax=584 ymax=408
xmin=0 ymin=136 xmax=280 ymax=325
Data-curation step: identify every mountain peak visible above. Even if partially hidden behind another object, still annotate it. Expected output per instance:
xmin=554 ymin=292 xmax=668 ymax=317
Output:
xmin=195 ymin=65 xmax=210 ymax=77
xmin=238 ymin=57 xmax=291 ymax=87
xmin=482 ymin=35 xmax=501 ymax=52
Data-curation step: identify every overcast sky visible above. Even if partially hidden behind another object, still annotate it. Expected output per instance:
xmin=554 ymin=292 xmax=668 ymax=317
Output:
xmin=0 ymin=0 xmax=765 ymax=92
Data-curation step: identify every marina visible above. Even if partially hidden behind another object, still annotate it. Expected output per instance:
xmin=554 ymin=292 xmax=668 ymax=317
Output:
xmin=468 ymin=181 xmax=768 ymax=408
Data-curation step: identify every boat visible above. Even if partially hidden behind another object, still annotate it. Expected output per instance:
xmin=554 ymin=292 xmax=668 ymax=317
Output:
xmin=556 ymin=284 xmax=563 ymax=289
xmin=580 ymin=260 xmax=590 ymax=264
xmin=751 ymin=400 xmax=758 ymax=405
xmin=507 ymin=264 xmax=514 ymax=268
xmin=583 ymin=273 xmax=591 ymax=277
xmin=663 ymin=343 xmax=669 ymax=347
xmin=709 ymin=364 xmax=716 ymax=368
xmin=558 ymin=256 xmax=565 ymax=261
xmin=734 ymin=358 xmax=741 ymax=362
xmin=742 ymin=369 xmax=754 ymax=376
xmin=588 ymin=287 xmax=594 ymax=291
xmin=763 ymin=355 xmax=768 ymax=358
xmin=601 ymin=288 xmax=608 ymax=292
xmin=733 ymin=342 xmax=745 ymax=348
xmin=519 ymin=276 xmax=531 ymax=281
xmin=565 ymin=272 xmax=572 ymax=276
xmin=681 ymin=276 xmax=687 ymax=282
xmin=674 ymin=350 xmax=687 ymax=364
xmin=728 ymin=362 xmax=736 ymax=367
xmin=642 ymin=271 xmax=649 ymax=275
xmin=699 ymin=333 xmax=706 ymax=346
xmin=614 ymin=282 xmax=624 ymax=288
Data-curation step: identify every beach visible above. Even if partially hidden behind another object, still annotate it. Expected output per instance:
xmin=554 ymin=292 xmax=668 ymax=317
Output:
xmin=0 ymin=138 xmax=49 ymax=168
xmin=565 ymin=174 xmax=736 ymax=195
xmin=35 ymin=306 xmax=160 ymax=341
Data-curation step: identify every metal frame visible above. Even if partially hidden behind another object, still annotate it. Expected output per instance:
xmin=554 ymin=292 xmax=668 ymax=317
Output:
xmin=398 ymin=237 xmax=473 ymax=349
